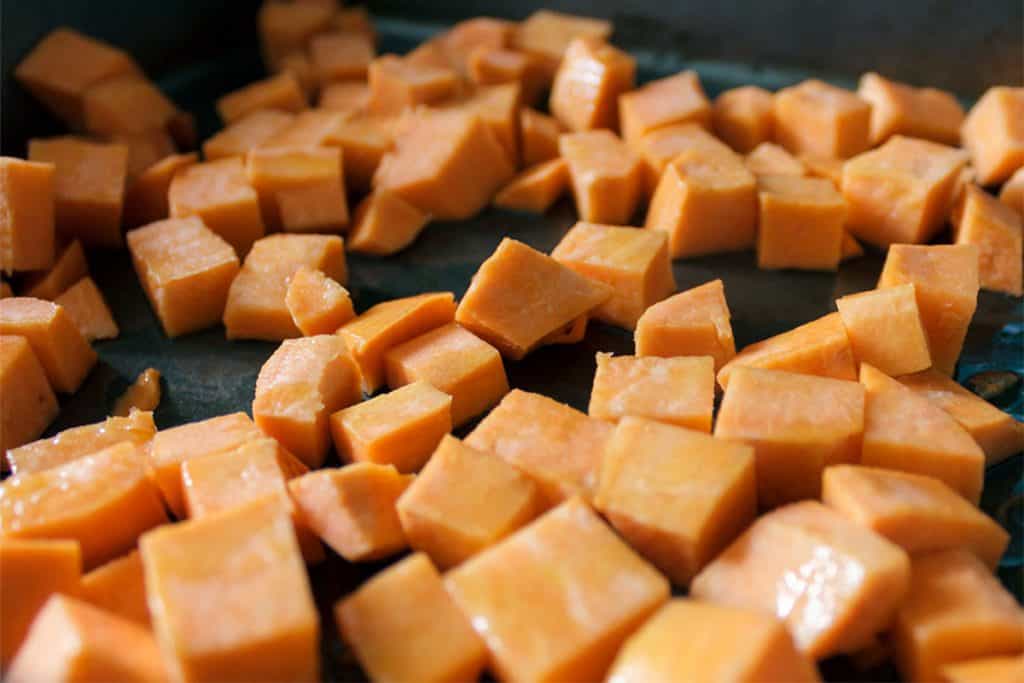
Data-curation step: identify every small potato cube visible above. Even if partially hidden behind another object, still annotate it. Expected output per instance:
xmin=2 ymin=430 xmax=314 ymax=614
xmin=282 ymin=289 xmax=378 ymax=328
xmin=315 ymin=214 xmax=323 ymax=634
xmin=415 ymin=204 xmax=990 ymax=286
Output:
xmin=440 ymin=17 xmax=515 ymax=76
xmin=560 ymin=130 xmax=643 ymax=225
xmin=246 ymin=146 xmax=348 ymax=234
xmin=836 ymin=284 xmax=932 ymax=377
xmin=443 ymin=83 xmax=521 ymax=166
xmin=0 ymin=297 xmax=95 ymax=393
xmin=619 ymin=70 xmax=711 ymax=144
xmin=550 ymin=37 xmax=635 ymax=132
xmin=332 ymin=6 xmax=377 ymax=44
xmin=348 ymin=190 xmax=430 ymax=255
xmin=202 ymin=110 xmax=295 ymax=161
xmin=774 ymin=79 xmax=872 ymax=159
xmin=310 ymin=31 xmax=375 ymax=83
xmin=216 ymin=72 xmax=307 ymax=124
xmin=520 ymin=108 xmax=562 ymax=167
xmin=756 ymin=174 xmax=847 ymax=271
xmin=258 ymin=109 xmax=347 ymax=150
xmin=0 ymin=336 xmax=58 ymax=453
xmin=960 ymin=86 xmax=1024 ymax=186
xmin=712 ymin=85 xmax=775 ymax=153
xmin=0 ymin=158 xmax=55 ymax=273
xmin=324 ymin=113 xmax=399 ymax=194
xmin=54 ymin=276 xmax=118 ymax=342
xmin=513 ymin=10 xmax=612 ymax=80
xmin=81 ymin=75 xmax=177 ymax=138
xmin=634 ymin=279 xmax=736 ymax=370
xmin=999 ymin=166 xmax=1024 ymax=217
xmin=258 ymin=0 xmax=335 ymax=69
xmin=78 ymin=551 xmax=149 ymax=626
xmin=802 ymin=153 xmax=846 ymax=185
xmin=366 ymin=55 xmax=459 ymax=114
xmin=631 ymin=122 xmax=732 ymax=194
xmin=857 ymin=72 xmax=964 ymax=146
xmin=318 ymin=81 xmax=370 ymax=115
xmin=493 ymin=158 xmax=570 ymax=214
xmin=468 ymin=46 xmax=547 ymax=106
xmin=745 ymin=142 xmax=807 ymax=177
xmin=123 ymin=152 xmax=198 ymax=228
xmin=285 ymin=265 xmax=354 ymax=336
xmin=953 ymin=184 xmax=1023 ymax=296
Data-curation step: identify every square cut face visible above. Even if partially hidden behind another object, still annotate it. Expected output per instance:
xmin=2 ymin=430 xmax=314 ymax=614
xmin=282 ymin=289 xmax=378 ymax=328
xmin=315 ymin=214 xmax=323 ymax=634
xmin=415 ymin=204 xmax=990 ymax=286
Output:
xmin=216 ymin=73 xmax=306 ymax=124
xmin=550 ymin=37 xmax=635 ymax=132
xmin=619 ymin=70 xmax=711 ymax=145
xmin=634 ymin=279 xmax=736 ymax=371
xmin=310 ymin=32 xmax=375 ymax=82
xmin=756 ymin=174 xmax=847 ymax=271
xmin=0 ymin=297 xmax=96 ymax=394
xmin=961 ymin=86 xmax=1024 ymax=185
xmin=954 ymin=185 xmax=1023 ymax=297
xmin=774 ymin=79 xmax=872 ymax=159
xmin=0 ymin=157 xmax=55 ymax=273
xmin=559 ymin=130 xmax=643 ymax=225
xmin=712 ymin=85 xmax=775 ymax=153
xmin=835 ymin=283 xmax=932 ymax=377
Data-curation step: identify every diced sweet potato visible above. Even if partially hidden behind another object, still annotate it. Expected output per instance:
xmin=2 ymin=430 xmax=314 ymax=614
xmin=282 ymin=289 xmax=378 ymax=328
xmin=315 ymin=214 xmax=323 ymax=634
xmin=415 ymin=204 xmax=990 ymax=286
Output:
xmin=455 ymin=238 xmax=613 ymax=360
xmin=631 ymin=122 xmax=733 ymax=195
xmin=127 ymin=216 xmax=240 ymax=338
xmin=692 ymin=500 xmax=910 ymax=659
xmin=468 ymin=46 xmax=547 ymax=106
xmin=405 ymin=39 xmax=455 ymax=71
xmin=550 ymin=37 xmax=635 ymax=132
xmin=348 ymin=190 xmax=430 ymax=255
xmin=439 ymin=17 xmax=515 ymax=76
xmin=774 ymin=79 xmax=872 ymax=159
xmin=310 ymin=31 xmax=374 ymax=83
xmin=465 ymin=389 xmax=614 ymax=506
xmin=619 ymin=70 xmax=711 ymax=145
xmin=78 ymin=551 xmax=149 ymax=627
xmin=645 ymin=146 xmax=758 ymax=258
xmin=999 ymin=166 xmax=1024 ymax=217
xmin=259 ymin=108 xmax=347 ymax=150
xmin=257 ymin=0 xmax=335 ymax=69
xmin=21 ymin=240 xmax=87 ymax=301
xmin=953 ymin=184 xmax=1023 ymax=296
xmin=443 ymin=83 xmax=522 ymax=166
xmin=216 ymin=72 xmax=307 ymax=124
xmin=493 ymin=158 xmax=569 ymax=214
xmin=115 ymin=130 xmax=178 ymax=184
xmin=858 ymin=72 xmax=964 ymax=146
xmin=0 ymin=158 xmax=55 ymax=274
xmin=324 ymin=112 xmax=399 ymax=194
xmin=836 ymin=284 xmax=932 ymax=376
xmin=81 ymin=74 xmax=177 ymax=140
xmin=560 ymin=130 xmax=643 ymax=224
xmin=712 ymin=85 xmax=775 ymax=153
xmin=0 ymin=336 xmax=57 ymax=453
xmin=202 ymin=110 xmax=295 ymax=161
xmin=520 ymin=108 xmax=562 ymax=167
xmin=318 ymin=81 xmax=370 ymax=115
xmin=757 ymin=173 xmax=847 ymax=271
xmin=123 ymin=152 xmax=198 ymax=228
xmin=960 ymin=86 xmax=1024 ymax=186
xmin=942 ymin=657 xmax=1024 ymax=683
xmin=53 ymin=276 xmax=118 ymax=342
xmin=842 ymin=231 xmax=865 ymax=260
xmin=893 ymin=550 xmax=1024 ymax=682
xmin=513 ymin=10 xmax=613 ymax=82
xmin=112 ymin=368 xmax=161 ymax=417
xmin=332 ymin=6 xmax=376 ymax=44
xmin=366 ymin=55 xmax=459 ymax=114
xmin=802 ymin=154 xmax=846 ymax=186
xmin=246 ymin=146 xmax=349 ymax=234
xmin=0 ymin=297 xmax=96 ymax=393
xmin=860 ymin=363 xmax=985 ymax=503
xmin=745 ymin=142 xmax=807 ymax=177
xmin=277 ymin=50 xmax=316 ymax=96
xmin=140 ymin=497 xmax=319 ymax=682
xmin=634 ymin=279 xmax=736 ymax=370
xmin=446 ymin=497 xmax=669 ymax=683
xmin=284 ymin=265 xmax=354 ymax=336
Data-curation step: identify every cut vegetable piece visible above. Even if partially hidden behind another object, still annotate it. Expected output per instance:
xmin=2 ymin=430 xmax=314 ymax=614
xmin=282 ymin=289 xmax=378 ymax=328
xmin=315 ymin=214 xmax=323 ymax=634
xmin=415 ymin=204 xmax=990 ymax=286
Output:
xmin=513 ymin=10 xmax=613 ymax=81
xmin=289 ymin=463 xmax=413 ymax=561
xmin=692 ymin=500 xmax=910 ymax=659
xmin=318 ymin=81 xmax=370 ymax=115
xmin=112 ymin=131 xmax=177 ymax=186
xmin=285 ymin=265 xmax=354 ymax=336
xmin=348 ymin=190 xmax=430 ymax=255
xmin=277 ymin=50 xmax=316 ymax=96
xmin=332 ymin=6 xmax=376 ymax=43
xmin=0 ymin=157 xmax=55 ymax=274
xmin=54 ymin=276 xmax=118 ymax=342
xmin=550 ymin=37 xmax=635 ymax=132
xmin=81 ymin=74 xmax=177 ymax=139
xmin=465 ymin=389 xmax=613 ymax=506
xmin=1000 ymin=166 xmax=1024 ymax=217
xmin=366 ymin=55 xmax=459 ymax=114
xmin=756 ymin=173 xmax=847 ymax=271
xmin=468 ymin=46 xmax=546 ymax=106
xmin=258 ymin=0 xmax=335 ymax=69
xmin=942 ymin=657 xmax=1024 ymax=683
xmin=560 ymin=130 xmax=643 ymax=224
xmin=745 ymin=142 xmax=807 ymax=177
xmin=858 ymin=72 xmax=964 ymax=146
xmin=216 ymin=72 xmax=306 ymax=124
xmin=893 ymin=550 xmax=1024 ymax=683
xmin=631 ymin=122 xmax=733 ymax=195
xmin=0 ymin=335 xmax=57 ymax=453
xmin=519 ymin=107 xmax=562 ymax=166
xmin=802 ymin=154 xmax=846 ymax=186
xmin=253 ymin=334 xmax=362 ymax=468
xmin=324 ymin=113 xmax=399 ymax=194
xmin=836 ymin=284 xmax=932 ymax=376
xmin=442 ymin=83 xmax=522 ymax=167
xmin=439 ymin=17 xmax=515 ymax=76
xmin=404 ymin=39 xmax=453 ymax=71
xmin=774 ymin=79 xmax=872 ymax=159
xmin=455 ymin=238 xmax=613 ymax=360
xmin=246 ymin=146 xmax=348 ymax=234
xmin=551 ymin=222 xmax=676 ymax=330
xmin=259 ymin=108 xmax=347 ymax=150
xmin=0 ymin=297 xmax=96 ymax=393
xmin=953 ymin=184 xmax=1023 ymax=296
xmin=960 ymin=86 xmax=1024 ymax=186
xmin=202 ymin=110 xmax=295 ymax=161
xmin=124 ymin=152 xmax=198 ymax=228
xmin=112 ymin=368 xmax=161 ymax=417
xmin=79 ymin=550 xmax=149 ymax=626
xmin=860 ymin=363 xmax=985 ymax=503
xmin=446 ymin=497 xmax=669 ymax=683
xmin=141 ymin=497 xmax=319 ymax=683
xmin=21 ymin=239 xmax=87 ymax=301
xmin=619 ymin=70 xmax=711 ymax=145
xmin=712 ymin=85 xmax=775 ymax=153
xmin=493 ymin=158 xmax=569 ymax=214
xmin=634 ymin=279 xmax=736 ymax=371
xmin=841 ymin=231 xmax=864 ymax=260
xmin=310 ymin=31 xmax=374 ymax=83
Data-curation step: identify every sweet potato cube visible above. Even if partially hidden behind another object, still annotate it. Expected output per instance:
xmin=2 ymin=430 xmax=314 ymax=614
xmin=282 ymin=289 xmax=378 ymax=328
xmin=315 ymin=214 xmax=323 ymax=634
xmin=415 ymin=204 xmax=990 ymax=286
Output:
xmin=560 ymin=130 xmax=643 ymax=224
xmin=28 ymin=137 xmax=128 ymax=248
xmin=802 ymin=154 xmax=846 ymax=186
xmin=202 ymin=110 xmax=295 ymax=161
xmin=285 ymin=265 xmax=354 ymax=336
xmin=513 ymin=10 xmax=613 ymax=81
xmin=246 ymin=146 xmax=348 ymax=234
xmin=53 ymin=276 xmax=118 ymax=342
xmin=21 ymin=239 xmax=87 ymax=301
xmin=439 ymin=17 xmax=515 ymax=74
xmin=878 ymin=244 xmax=980 ymax=374
xmin=465 ymin=389 xmax=614 ymax=506
xmin=0 ymin=336 xmax=57 ymax=453
xmin=712 ymin=85 xmax=775 ymax=153
xmin=520 ymin=108 xmax=562 ymax=166
xmin=446 ymin=497 xmax=669 ymax=683
xmin=774 ymin=79 xmax=872 ymax=159
xmin=619 ymin=70 xmax=711 ymax=145
xmin=893 ymin=550 xmax=1024 ymax=682
xmin=332 ymin=6 xmax=376 ymax=42
xmin=550 ymin=37 xmax=635 ymax=132
xmin=367 ymin=55 xmax=459 ymax=114
xmin=745 ymin=142 xmax=807 ymax=177
xmin=645 ymin=146 xmax=758 ymax=258
xmin=0 ymin=158 xmax=55 ymax=274
xmin=757 ymin=173 xmax=847 ymax=271
xmin=347 ymin=190 xmax=430 ymax=255
xmin=631 ymin=122 xmax=733 ymax=195
xmin=444 ymin=83 xmax=522 ymax=166
xmin=842 ymin=135 xmax=968 ymax=246
xmin=324 ymin=113 xmax=399 ymax=194
xmin=469 ymin=46 xmax=546 ymax=106
xmin=455 ymin=238 xmax=613 ymax=360
xmin=318 ymin=81 xmax=370 ymax=115
xmin=634 ymin=279 xmax=736 ymax=370
xmin=860 ymin=364 xmax=985 ymax=503
xmin=127 ymin=216 xmax=239 ymax=338
xmin=942 ymin=657 xmax=1024 ymax=683
xmin=216 ymin=72 xmax=306 ymax=124
xmin=692 ymin=501 xmax=911 ymax=659
xmin=858 ymin=72 xmax=964 ymax=146
xmin=493 ymin=158 xmax=569 ymax=214
xmin=224 ymin=233 xmax=346 ymax=340
xmin=78 ymin=550 xmax=149 ymax=627
xmin=1000 ymin=166 xmax=1024 ymax=217
xmin=289 ymin=463 xmax=412 ymax=561
xmin=960 ymin=86 xmax=1024 ymax=186
xmin=551 ymin=222 xmax=676 ymax=330
xmin=255 ymin=109 xmax=347 ymax=151
xmin=836 ymin=284 xmax=932 ymax=376
xmin=310 ymin=31 xmax=374 ymax=83
xmin=123 ymin=152 xmax=197 ymax=227
xmin=953 ymin=184 xmax=1023 ymax=296
xmin=0 ymin=297 xmax=95 ymax=393
xmin=81 ymin=74 xmax=177 ymax=139
xmin=140 ymin=497 xmax=319 ymax=682
xmin=257 ymin=0 xmax=335 ymax=69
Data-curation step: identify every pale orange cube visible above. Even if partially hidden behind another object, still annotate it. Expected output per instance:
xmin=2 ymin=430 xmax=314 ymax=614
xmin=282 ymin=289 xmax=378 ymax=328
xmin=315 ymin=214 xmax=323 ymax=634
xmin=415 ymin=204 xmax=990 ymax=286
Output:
xmin=0 ymin=158 xmax=55 ymax=274
xmin=953 ymin=184 xmax=1023 ymax=296
xmin=446 ymin=497 xmax=669 ymax=683
xmin=246 ymin=146 xmax=349 ymax=234
xmin=712 ymin=85 xmax=775 ymax=153
xmin=745 ymin=142 xmax=807 ymax=177
xmin=551 ymin=222 xmax=676 ymax=330
xmin=893 ymin=550 xmax=1024 ymax=682
xmin=960 ymin=86 xmax=1024 ymax=186
xmin=202 ymin=110 xmax=295 ymax=161
xmin=860 ymin=363 xmax=985 ymax=503
xmin=140 ymin=497 xmax=319 ymax=683
xmin=285 ymin=265 xmax=354 ymax=336
xmin=310 ymin=31 xmax=374 ymax=83
xmin=841 ymin=135 xmax=968 ymax=246
xmin=81 ymin=74 xmax=177 ymax=139
xmin=443 ymin=83 xmax=522 ymax=166
xmin=455 ymin=238 xmax=613 ymax=360
xmin=550 ymin=37 xmax=635 ymax=132
xmin=619 ymin=70 xmax=711 ymax=145
xmin=318 ymin=81 xmax=370 ymax=115
xmin=324 ymin=113 xmax=399 ymax=194
xmin=774 ymin=79 xmax=872 ymax=159
xmin=259 ymin=108 xmax=348 ymax=150
xmin=216 ymin=72 xmax=307 ymax=124
xmin=692 ymin=500 xmax=911 ymax=659
xmin=384 ymin=322 xmax=508 ymax=428
xmin=802 ymin=154 xmax=847 ymax=186
xmin=465 ymin=389 xmax=614 ymax=506
xmin=493 ymin=158 xmax=570 ymax=214
xmin=999 ymin=166 xmax=1024 ymax=217
xmin=54 ymin=276 xmax=118 ymax=342
xmin=437 ymin=17 xmax=514 ymax=74
xmin=21 ymin=239 xmax=87 ymax=301
xmin=631 ymin=123 xmax=733 ymax=195
xmin=468 ymin=46 xmax=547 ymax=106
xmin=330 ymin=381 xmax=451 ymax=473
xmin=0 ymin=336 xmax=57 ymax=453
xmin=858 ymin=72 xmax=964 ymax=146
xmin=127 ymin=216 xmax=240 ymax=338
xmin=0 ymin=297 xmax=96 ymax=393
xmin=942 ymin=657 xmax=1024 ymax=683
xmin=512 ymin=10 xmax=611 ymax=79
xmin=366 ymin=55 xmax=459 ymax=114
xmin=277 ymin=50 xmax=316 ymax=96
xmin=339 ymin=291 xmax=456 ymax=393
xmin=336 ymin=553 xmax=487 ymax=683
xmin=836 ymin=284 xmax=933 ymax=376
xmin=78 ymin=551 xmax=149 ymax=627
xmin=560 ymin=130 xmax=643 ymax=224
xmin=123 ymin=152 xmax=198 ymax=228
xmin=756 ymin=173 xmax=847 ymax=271
xmin=644 ymin=146 xmax=758 ymax=258
xmin=258 ymin=0 xmax=335 ymax=69
xmin=348 ymin=190 xmax=430 ymax=255
xmin=634 ymin=279 xmax=736 ymax=371
xmin=520 ymin=108 xmax=563 ymax=167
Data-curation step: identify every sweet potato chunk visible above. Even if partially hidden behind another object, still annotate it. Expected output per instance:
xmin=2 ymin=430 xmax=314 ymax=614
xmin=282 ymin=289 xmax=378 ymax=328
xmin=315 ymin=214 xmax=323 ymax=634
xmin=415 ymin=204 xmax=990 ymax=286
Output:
xmin=53 ymin=276 xmax=118 ymax=342
xmin=0 ymin=336 xmax=57 ymax=453
xmin=953 ymin=184 xmax=1023 ymax=296
xmin=712 ymin=85 xmax=775 ymax=153
xmin=443 ymin=83 xmax=522 ymax=166
xmin=79 ymin=551 xmax=149 ymax=627
xmin=0 ymin=297 xmax=95 ymax=393
xmin=127 ymin=216 xmax=240 ymax=338
xmin=123 ymin=152 xmax=198 ymax=227
xmin=757 ymin=173 xmax=847 ymax=271
xmin=259 ymin=109 xmax=347 ymax=150
xmin=246 ymin=146 xmax=348 ymax=234
xmin=318 ymin=80 xmax=370 ymax=114
xmin=942 ymin=657 xmax=1024 ymax=683
xmin=520 ymin=108 xmax=562 ymax=166
xmin=284 ymin=265 xmax=354 ymax=336
xmin=324 ymin=112 xmax=398 ymax=194
xmin=332 ymin=6 xmax=376 ymax=43
xmin=310 ymin=31 xmax=374 ymax=83
xmin=999 ymin=166 xmax=1024 ymax=217
xmin=216 ymin=72 xmax=306 ymax=124
xmin=0 ymin=158 xmax=55 ymax=274
xmin=634 ymin=279 xmax=736 ymax=370
xmin=560 ymin=130 xmax=643 ymax=224
xmin=836 ymin=284 xmax=932 ymax=376
xmin=513 ymin=10 xmax=612 ymax=80
xmin=619 ymin=70 xmax=711 ymax=145
xmin=257 ymin=0 xmax=335 ymax=69
xmin=469 ymin=47 xmax=547 ymax=106
xmin=21 ymin=239 xmax=87 ymax=301
xmin=774 ymin=79 xmax=872 ymax=159
xmin=589 ymin=355 xmax=714 ymax=432
xmin=347 ymin=190 xmax=430 ymax=255
xmin=367 ymin=55 xmax=459 ymax=114
xmin=858 ymin=72 xmax=964 ymax=146
xmin=493 ymin=158 xmax=570 ymax=214
xmin=745 ymin=142 xmax=807 ymax=177
xmin=631 ymin=122 xmax=732 ymax=195
xmin=203 ymin=110 xmax=295 ymax=161
xmin=960 ymin=86 xmax=1024 ymax=186
xmin=550 ymin=37 xmax=635 ymax=132
xmin=802 ymin=153 xmax=846 ymax=186
xmin=112 ymin=368 xmax=161 ymax=417
xmin=455 ymin=238 xmax=613 ymax=360
xmin=81 ymin=74 xmax=177 ymax=140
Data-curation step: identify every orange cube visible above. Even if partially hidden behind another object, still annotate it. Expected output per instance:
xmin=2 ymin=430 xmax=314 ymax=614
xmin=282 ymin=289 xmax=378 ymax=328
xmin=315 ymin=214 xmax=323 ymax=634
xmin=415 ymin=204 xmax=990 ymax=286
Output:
xmin=513 ymin=10 xmax=612 ymax=80
xmin=366 ymin=55 xmax=459 ymax=114
xmin=348 ymin=190 xmax=430 ymax=255
xmin=619 ymin=70 xmax=711 ymax=144
xmin=123 ymin=152 xmax=198 ymax=228
xmin=645 ymin=146 xmax=758 ymax=258
xmin=443 ymin=83 xmax=522 ymax=166
xmin=999 ymin=166 xmax=1024 ymax=217
xmin=455 ymin=238 xmax=613 ymax=360
xmin=140 ymin=498 xmax=319 ymax=682
xmin=942 ymin=657 xmax=1024 ymax=683
xmin=745 ymin=142 xmax=807 ymax=177
xmin=802 ymin=154 xmax=846 ymax=186
xmin=0 ymin=158 xmax=55 ymax=273
xmin=953 ymin=184 xmax=1023 ymax=296
xmin=202 ymin=110 xmax=295 ymax=161
xmin=858 ymin=72 xmax=964 ymax=146
xmin=257 ymin=0 xmax=335 ymax=69
xmin=468 ymin=46 xmax=547 ymax=106
xmin=631 ymin=123 xmax=733 ymax=195
xmin=127 ymin=216 xmax=240 ymax=338
xmin=253 ymin=334 xmax=362 ymax=468
xmin=560 ymin=130 xmax=643 ymax=224
xmin=595 ymin=417 xmax=755 ymax=585
xmin=550 ymin=37 xmax=635 ymax=132
xmin=78 ymin=551 xmax=149 ymax=627
xmin=246 ymin=146 xmax=349 ymax=234
xmin=465 ymin=389 xmax=614 ymax=506
xmin=20 ymin=240 xmax=87 ymax=301
xmin=756 ymin=173 xmax=847 ymax=271
xmin=836 ymin=284 xmax=932 ymax=376
xmin=878 ymin=244 xmax=980 ymax=374
xmin=339 ymin=292 xmax=456 ymax=393
xmin=285 ymin=265 xmax=354 ymax=336
xmin=0 ymin=336 xmax=57 ymax=453
xmin=551 ymin=222 xmax=676 ymax=330
xmin=289 ymin=463 xmax=413 ymax=561
xmin=692 ymin=501 xmax=910 ymax=659
xmin=634 ymin=279 xmax=736 ymax=371
xmin=438 ymin=17 xmax=514 ymax=73
xmin=960 ymin=86 xmax=1024 ymax=186
xmin=336 ymin=553 xmax=488 ymax=683
xmin=520 ymin=108 xmax=562 ymax=166
xmin=276 ymin=50 xmax=316 ymax=96
xmin=318 ymin=81 xmax=370 ymax=115
xmin=27 ymin=137 xmax=128 ymax=248
xmin=860 ymin=363 xmax=985 ymax=503
xmin=446 ymin=497 xmax=669 ymax=683
xmin=396 ymin=435 xmax=543 ymax=569
xmin=254 ymin=109 xmax=346 ymax=151
xmin=842 ymin=135 xmax=968 ymax=246
xmin=310 ymin=31 xmax=374 ymax=83
xmin=81 ymin=74 xmax=177 ymax=139
xmin=384 ymin=322 xmax=508 ymax=428
xmin=324 ymin=112 xmax=399 ymax=194
xmin=493 ymin=158 xmax=569 ymax=214
xmin=0 ymin=297 xmax=96 ymax=393
xmin=893 ymin=550 xmax=1024 ymax=682
xmin=330 ymin=381 xmax=452 ymax=473
xmin=774 ymin=79 xmax=872 ymax=159
xmin=54 ymin=276 xmax=118 ymax=342
xmin=712 ymin=85 xmax=775 ymax=153
xmin=216 ymin=72 xmax=307 ymax=124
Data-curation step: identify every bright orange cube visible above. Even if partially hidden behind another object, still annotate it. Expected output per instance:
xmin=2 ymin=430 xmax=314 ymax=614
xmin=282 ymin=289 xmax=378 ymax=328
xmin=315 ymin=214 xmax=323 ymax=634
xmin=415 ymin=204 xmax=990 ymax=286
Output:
xmin=123 ymin=152 xmax=198 ymax=228
xmin=802 ymin=153 xmax=846 ymax=186
xmin=348 ymin=191 xmax=430 ymax=256
xmin=550 ymin=37 xmax=635 ymax=132
xmin=953 ymin=184 xmax=1023 ymax=296
xmin=756 ymin=173 xmax=847 ymax=271
xmin=0 ymin=158 xmax=55 ymax=274
xmin=443 ymin=83 xmax=522 ymax=166
xmin=202 ymin=110 xmax=295 ymax=161
xmin=560 ymin=130 xmax=643 ymax=224
xmin=324 ymin=112 xmax=399 ymax=194
xmin=619 ymin=70 xmax=711 ymax=145
xmin=20 ymin=239 xmax=86 ymax=301
xmin=81 ymin=74 xmax=177 ymax=140
xmin=745 ymin=142 xmax=808 ymax=177
xmin=366 ymin=54 xmax=459 ymax=114
xmin=493 ymin=158 xmax=570 ymax=214
xmin=78 ymin=551 xmax=150 ymax=627
xmin=999 ymin=166 xmax=1024 ymax=217
xmin=630 ymin=123 xmax=732 ymax=195
xmin=712 ymin=85 xmax=775 ymax=153
xmin=836 ymin=284 xmax=933 ymax=376
xmin=520 ymin=107 xmax=563 ymax=167
xmin=310 ymin=31 xmax=374 ymax=83
xmin=318 ymin=81 xmax=370 ymax=115
xmin=857 ymin=72 xmax=964 ymax=146
xmin=216 ymin=72 xmax=307 ymax=124
xmin=246 ymin=146 xmax=349 ymax=234
xmin=0 ymin=336 xmax=57 ymax=453
xmin=468 ymin=46 xmax=547 ymax=106
xmin=259 ymin=108 xmax=348 ymax=150
xmin=634 ymin=279 xmax=736 ymax=371
xmin=513 ymin=9 xmax=612 ymax=80
xmin=257 ymin=0 xmax=335 ymax=68
xmin=0 ymin=297 xmax=96 ymax=393
xmin=774 ymin=79 xmax=872 ymax=159
xmin=285 ymin=265 xmax=354 ymax=336
xmin=960 ymin=86 xmax=1024 ymax=186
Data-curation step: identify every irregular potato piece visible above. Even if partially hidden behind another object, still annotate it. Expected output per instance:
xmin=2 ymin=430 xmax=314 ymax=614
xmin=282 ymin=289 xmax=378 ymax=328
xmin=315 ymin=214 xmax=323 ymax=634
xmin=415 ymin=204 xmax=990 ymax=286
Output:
xmin=246 ymin=146 xmax=349 ymax=234
xmin=468 ymin=46 xmax=547 ymax=106
xmin=0 ymin=335 xmax=58 ymax=454
xmin=999 ymin=166 xmax=1024 ymax=217
xmin=202 ymin=110 xmax=295 ymax=161
xmin=310 ymin=31 xmax=374 ymax=83
xmin=20 ymin=239 xmax=87 ymax=301
xmin=519 ymin=108 xmax=563 ymax=167
xmin=259 ymin=109 xmax=347 ymax=150
xmin=745 ymin=142 xmax=807 ymax=177
xmin=836 ymin=284 xmax=933 ymax=377
xmin=366 ymin=55 xmax=459 ymax=114
xmin=324 ymin=113 xmax=399 ymax=194
xmin=285 ymin=265 xmax=354 ymax=336
xmin=0 ymin=297 xmax=96 ymax=393
xmin=631 ymin=122 xmax=732 ymax=195
xmin=942 ymin=657 xmax=1024 ymax=683
xmin=81 ymin=74 xmax=177 ymax=139
xmin=513 ymin=10 xmax=612 ymax=81
xmin=0 ymin=157 xmax=55 ymax=274
xmin=318 ymin=81 xmax=370 ymax=115
xmin=635 ymin=279 xmax=736 ymax=371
